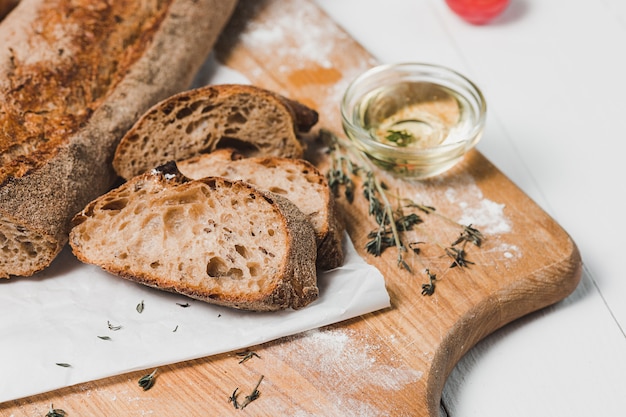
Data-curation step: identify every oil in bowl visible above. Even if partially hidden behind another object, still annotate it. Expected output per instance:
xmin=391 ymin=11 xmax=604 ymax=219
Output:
xmin=342 ymin=63 xmax=486 ymax=179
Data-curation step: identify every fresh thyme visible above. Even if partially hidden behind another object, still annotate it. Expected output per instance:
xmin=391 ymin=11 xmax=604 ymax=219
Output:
xmin=322 ymin=129 xmax=485 ymax=295
xmin=385 ymin=129 xmax=414 ymax=147
xmin=228 ymin=375 xmax=264 ymax=410
xmin=228 ymin=387 xmax=240 ymax=409
xmin=107 ymin=321 xmax=122 ymax=331
xmin=46 ymin=404 xmax=66 ymax=417
xmin=236 ymin=350 xmax=261 ymax=364
xmin=138 ymin=369 xmax=157 ymax=391
xmin=421 ymin=269 xmax=437 ymax=296
xmin=241 ymin=375 xmax=264 ymax=409
xmin=445 ymin=247 xmax=474 ymax=268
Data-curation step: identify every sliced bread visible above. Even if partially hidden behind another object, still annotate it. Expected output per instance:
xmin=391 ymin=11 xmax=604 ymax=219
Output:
xmin=69 ymin=162 xmax=319 ymax=311
xmin=0 ymin=0 xmax=237 ymax=278
xmin=112 ymin=84 xmax=319 ymax=181
xmin=177 ymin=148 xmax=344 ymax=270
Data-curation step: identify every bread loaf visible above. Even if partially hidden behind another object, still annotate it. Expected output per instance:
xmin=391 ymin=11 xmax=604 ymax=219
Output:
xmin=177 ymin=149 xmax=344 ymax=270
xmin=0 ymin=0 xmax=17 ymax=20
xmin=112 ymin=84 xmax=319 ymax=181
xmin=0 ymin=0 xmax=237 ymax=278
xmin=69 ymin=162 xmax=319 ymax=311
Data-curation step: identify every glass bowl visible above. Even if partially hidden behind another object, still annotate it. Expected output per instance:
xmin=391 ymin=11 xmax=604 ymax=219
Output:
xmin=341 ymin=63 xmax=486 ymax=179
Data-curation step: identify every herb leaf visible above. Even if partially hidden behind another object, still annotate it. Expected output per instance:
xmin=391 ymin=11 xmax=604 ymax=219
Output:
xmin=138 ymin=369 xmax=157 ymax=391
xmin=240 ymin=375 xmax=264 ymax=409
xmin=107 ymin=321 xmax=122 ymax=331
xmin=421 ymin=269 xmax=437 ymax=296
xmin=236 ymin=350 xmax=261 ymax=364
xmin=55 ymin=363 xmax=71 ymax=368
xmin=136 ymin=300 xmax=144 ymax=314
xmin=228 ymin=387 xmax=240 ymax=409
xmin=385 ymin=129 xmax=414 ymax=147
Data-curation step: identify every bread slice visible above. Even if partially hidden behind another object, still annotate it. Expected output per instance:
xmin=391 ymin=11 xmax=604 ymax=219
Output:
xmin=112 ymin=84 xmax=319 ymax=181
xmin=69 ymin=162 xmax=319 ymax=311
xmin=0 ymin=0 xmax=237 ymax=278
xmin=177 ymin=149 xmax=344 ymax=270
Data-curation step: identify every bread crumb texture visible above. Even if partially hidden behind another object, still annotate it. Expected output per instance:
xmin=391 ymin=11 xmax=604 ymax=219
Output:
xmin=70 ymin=172 xmax=318 ymax=311
xmin=113 ymin=84 xmax=307 ymax=180
xmin=0 ymin=215 xmax=57 ymax=277
xmin=0 ymin=0 xmax=172 ymax=183
xmin=178 ymin=149 xmax=345 ymax=270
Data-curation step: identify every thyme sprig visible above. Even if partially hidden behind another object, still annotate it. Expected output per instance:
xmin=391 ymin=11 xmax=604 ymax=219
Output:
xmin=229 ymin=375 xmax=264 ymax=410
xmin=322 ymin=129 xmax=485 ymax=295
xmin=323 ymin=129 xmax=410 ymax=270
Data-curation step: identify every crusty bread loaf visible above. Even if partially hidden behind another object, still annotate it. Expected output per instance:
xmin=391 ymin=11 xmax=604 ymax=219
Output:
xmin=112 ymin=84 xmax=319 ymax=181
xmin=177 ymin=149 xmax=344 ymax=270
xmin=0 ymin=0 xmax=17 ymax=20
xmin=0 ymin=0 xmax=237 ymax=278
xmin=69 ymin=162 xmax=319 ymax=311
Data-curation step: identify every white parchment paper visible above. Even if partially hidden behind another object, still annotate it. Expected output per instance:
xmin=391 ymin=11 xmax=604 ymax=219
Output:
xmin=0 ymin=234 xmax=389 ymax=402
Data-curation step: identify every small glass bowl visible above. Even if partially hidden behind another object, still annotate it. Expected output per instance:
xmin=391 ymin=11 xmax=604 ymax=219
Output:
xmin=341 ymin=63 xmax=486 ymax=179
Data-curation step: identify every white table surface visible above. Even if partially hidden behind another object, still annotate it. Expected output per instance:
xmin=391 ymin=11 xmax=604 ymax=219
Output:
xmin=315 ymin=0 xmax=626 ymax=415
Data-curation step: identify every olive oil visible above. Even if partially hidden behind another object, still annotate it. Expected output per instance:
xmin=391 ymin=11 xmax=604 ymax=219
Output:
xmin=341 ymin=63 xmax=486 ymax=178
xmin=356 ymin=81 xmax=475 ymax=149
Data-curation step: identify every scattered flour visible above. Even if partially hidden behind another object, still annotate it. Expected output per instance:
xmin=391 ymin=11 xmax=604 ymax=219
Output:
xmin=264 ymin=328 xmax=423 ymax=417
xmin=442 ymin=176 xmax=511 ymax=235
xmin=239 ymin=2 xmax=346 ymax=69
xmin=458 ymin=198 xmax=510 ymax=235
xmin=235 ymin=0 xmax=376 ymax=126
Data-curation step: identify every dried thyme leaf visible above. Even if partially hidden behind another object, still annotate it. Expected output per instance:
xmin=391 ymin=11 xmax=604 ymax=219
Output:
xmin=107 ymin=321 xmax=122 ymax=331
xmin=240 ymin=375 xmax=264 ymax=409
xmin=55 ymin=363 xmax=71 ymax=368
xmin=421 ymin=269 xmax=437 ymax=296
xmin=385 ymin=129 xmax=414 ymax=147
xmin=97 ymin=335 xmax=112 ymax=341
xmin=138 ymin=369 xmax=157 ymax=391
xmin=451 ymin=224 xmax=484 ymax=247
xmin=236 ymin=350 xmax=261 ymax=364
xmin=228 ymin=387 xmax=240 ymax=409
xmin=446 ymin=247 xmax=475 ymax=268
xmin=176 ymin=302 xmax=190 ymax=308
xmin=136 ymin=300 xmax=144 ymax=314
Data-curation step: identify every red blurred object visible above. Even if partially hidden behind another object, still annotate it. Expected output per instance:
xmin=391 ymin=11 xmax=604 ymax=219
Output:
xmin=445 ymin=0 xmax=510 ymax=24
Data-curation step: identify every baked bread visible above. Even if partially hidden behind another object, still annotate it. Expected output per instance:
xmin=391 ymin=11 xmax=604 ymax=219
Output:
xmin=0 ymin=0 xmax=237 ymax=278
xmin=69 ymin=162 xmax=319 ymax=311
xmin=0 ymin=0 xmax=17 ymax=20
xmin=112 ymin=84 xmax=319 ymax=181
xmin=177 ymin=148 xmax=344 ymax=270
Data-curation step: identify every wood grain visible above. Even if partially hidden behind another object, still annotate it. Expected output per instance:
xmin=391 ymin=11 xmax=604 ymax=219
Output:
xmin=0 ymin=0 xmax=582 ymax=416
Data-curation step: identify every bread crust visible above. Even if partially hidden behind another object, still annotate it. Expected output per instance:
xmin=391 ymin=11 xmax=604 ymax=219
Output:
xmin=0 ymin=0 xmax=238 ymax=278
xmin=112 ymin=83 xmax=319 ymax=180
xmin=69 ymin=165 xmax=318 ymax=311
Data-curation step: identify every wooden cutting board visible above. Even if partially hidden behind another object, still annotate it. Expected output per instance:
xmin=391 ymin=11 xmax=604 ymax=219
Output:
xmin=0 ymin=0 xmax=581 ymax=416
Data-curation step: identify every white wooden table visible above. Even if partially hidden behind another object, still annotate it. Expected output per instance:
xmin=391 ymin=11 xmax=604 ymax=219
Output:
xmin=315 ymin=0 xmax=626 ymax=415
